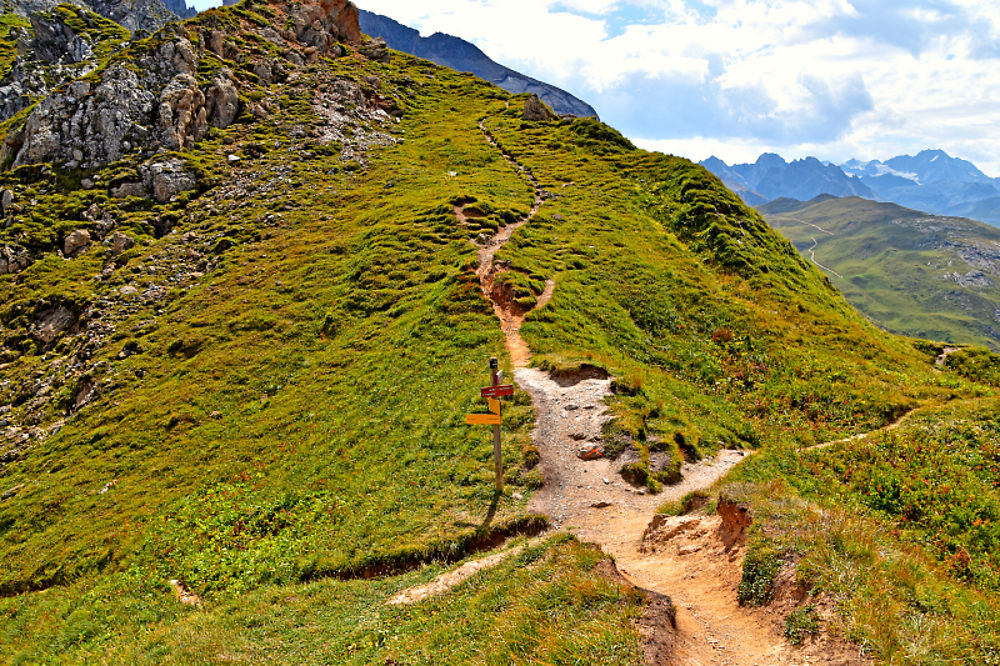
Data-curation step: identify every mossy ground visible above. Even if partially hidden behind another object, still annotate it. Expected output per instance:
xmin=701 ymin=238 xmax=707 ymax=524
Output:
xmin=0 ymin=2 xmax=997 ymax=661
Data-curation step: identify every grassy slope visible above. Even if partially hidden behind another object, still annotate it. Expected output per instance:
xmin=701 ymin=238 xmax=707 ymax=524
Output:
xmin=0 ymin=1 xmax=994 ymax=661
xmin=761 ymin=196 xmax=1000 ymax=350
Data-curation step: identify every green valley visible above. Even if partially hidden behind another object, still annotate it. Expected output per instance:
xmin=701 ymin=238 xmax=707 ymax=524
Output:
xmin=761 ymin=195 xmax=1000 ymax=350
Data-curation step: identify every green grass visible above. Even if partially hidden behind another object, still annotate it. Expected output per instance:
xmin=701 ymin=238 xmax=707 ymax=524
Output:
xmin=720 ymin=394 xmax=1000 ymax=662
xmin=761 ymin=195 xmax=1000 ymax=350
xmin=0 ymin=536 xmax=647 ymax=665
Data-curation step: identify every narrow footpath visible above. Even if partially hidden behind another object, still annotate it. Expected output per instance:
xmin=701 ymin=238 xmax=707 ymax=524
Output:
xmin=445 ymin=113 xmax=871 ymax=664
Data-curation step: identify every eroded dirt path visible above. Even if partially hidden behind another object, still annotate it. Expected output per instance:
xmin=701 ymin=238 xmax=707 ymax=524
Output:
xmin=467 ymin=119 xmax=553 ymax=366
xmin=461 ymin=115 xmax=866 ymax=664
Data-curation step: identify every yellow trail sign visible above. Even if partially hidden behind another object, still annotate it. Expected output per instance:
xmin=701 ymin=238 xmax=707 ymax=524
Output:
xmin=488 ymin=398 xmax=501 ymax=414
xmin=466 ymin=413 xmax=502 ymax=426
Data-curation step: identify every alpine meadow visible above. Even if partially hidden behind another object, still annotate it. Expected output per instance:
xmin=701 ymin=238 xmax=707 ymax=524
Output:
xmin=0 ymin=1 xmax=999 ymax=664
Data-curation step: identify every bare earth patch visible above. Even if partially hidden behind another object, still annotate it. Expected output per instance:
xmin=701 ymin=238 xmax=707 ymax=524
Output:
xmin=387 ymin=543 xmax=531 ymax=606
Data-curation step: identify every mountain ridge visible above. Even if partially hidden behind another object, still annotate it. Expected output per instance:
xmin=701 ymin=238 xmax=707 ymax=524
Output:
xmin=759 ymin=194 xmax=1000 ymax=349
xmin=705 ymin=149 xmax=1000 ymax=225
xmin=357 ymin=9 xmax=598 ymax=119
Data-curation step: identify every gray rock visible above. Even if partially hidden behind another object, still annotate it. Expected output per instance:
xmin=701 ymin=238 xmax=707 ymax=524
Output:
xmin=111 ymin=181 xmax=148 ymax=199
xmin=31 ymin=304 xmax=77 ymax=344
xmin=63 ymin=229 xmax=92 ymax=257
xmin=205 ymin=69 xmax=239 ymax=128
xmin=140 ymin=156 xmax=197 ymax=202
xmin=358 ymin=37 xmax=390 ymax=62
xmin=106 ymin=231 xmax=135 ymax=255
xmin=0 ymin=245 xmax=30 ymax=274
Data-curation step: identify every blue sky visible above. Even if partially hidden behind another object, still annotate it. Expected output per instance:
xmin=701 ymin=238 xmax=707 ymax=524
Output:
xmin=190 ymin=0 xmax=1000 ymax=175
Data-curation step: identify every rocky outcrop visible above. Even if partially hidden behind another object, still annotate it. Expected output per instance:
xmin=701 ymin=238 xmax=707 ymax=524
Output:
xmin=0 ymin=7 xmax=128 ymax=123
xmin=110 ymin=156 xmax=198 ymax=203
xmin=9 ymin=0 xmax=178 ymax=34
xmin=0 ymin=245 xmax=31 ymax=275
xmin=523 ymin=94 xmax=556 ymax=122
xmin=3 ymin=0 xmax=366 ymax=170
xmin=30 ymin=12 xmax=94 ymax=63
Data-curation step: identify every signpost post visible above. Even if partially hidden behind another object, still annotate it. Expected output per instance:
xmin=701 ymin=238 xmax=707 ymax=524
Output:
xmin=489 ymin=358 xmax=503 ymax=493
xmin=465 ymin=357 xmax=514 ymax=493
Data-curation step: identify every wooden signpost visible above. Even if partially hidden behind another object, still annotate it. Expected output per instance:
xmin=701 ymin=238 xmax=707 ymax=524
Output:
xmin=465 ymin=357 xmax=513 ymax=492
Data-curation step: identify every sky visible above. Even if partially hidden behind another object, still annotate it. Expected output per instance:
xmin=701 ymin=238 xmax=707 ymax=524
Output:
xmin=191 ymin=0 xmax=1000 ymax=175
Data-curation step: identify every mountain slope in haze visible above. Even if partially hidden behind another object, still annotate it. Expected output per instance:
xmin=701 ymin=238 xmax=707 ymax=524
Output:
xmin=0 ymin=0 xmax=998 ymax=662
xmin=760 ymin=195 xmax=1000 ymax=349
xmin=841 ymin=149 xmax=1000 ymax=225
xmin=357 ymin=8 xmax=598 ymax=119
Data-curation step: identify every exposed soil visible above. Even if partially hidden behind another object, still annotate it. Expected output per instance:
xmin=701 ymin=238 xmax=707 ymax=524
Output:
xmin=935 ymin=346 xmax=961 ymax=367
xmin=169 ymin=579 xmax=202 ymax=606
xmin=636 ymin=514 xmax=868 ymax=666
xmin=387 ymin=542 xmax=532 ymax=606
xmin=470 ymin=114 xmax=869 ymax=664
xmin=468 ymin=119 xmax=552 ymax=367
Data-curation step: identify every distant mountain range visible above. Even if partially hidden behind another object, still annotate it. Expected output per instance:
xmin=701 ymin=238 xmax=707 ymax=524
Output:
xmin=704 ymin=150 xmax=1000 ymax=226
xmin=358 ymin=10 xmax=597 ymax=119
xmin=759 ymin=195 xmax=1000 ymax=349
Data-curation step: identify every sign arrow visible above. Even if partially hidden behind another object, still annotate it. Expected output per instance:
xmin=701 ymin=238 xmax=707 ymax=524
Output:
xmin=466 ymin=413 xmax=502 ymax=426
xmin=481 ymin=385 xmax=514 ymax=398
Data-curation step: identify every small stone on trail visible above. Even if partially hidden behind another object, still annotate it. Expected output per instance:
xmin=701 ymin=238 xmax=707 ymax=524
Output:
xmin=591 ymin=501 xmax=611 ymax=509
xmin=577 ymin=446 xmax=603 ymax=460
xmin=603 ymin=477 xmax=610 ymax=485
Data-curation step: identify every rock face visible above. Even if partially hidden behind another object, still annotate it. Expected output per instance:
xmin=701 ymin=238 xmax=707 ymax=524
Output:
xmin=3 ymin=0 xmax=365 ymax=170
xmin=10 ymin=0 xmax=179 ymax=34
xmin=0 ymin=7 xmax=129 ymax=123
xmin=358 ymin=9 xmax=598 ymax=119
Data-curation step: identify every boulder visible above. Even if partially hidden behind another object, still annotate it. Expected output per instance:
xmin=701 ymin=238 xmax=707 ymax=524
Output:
xmin=106 ymin=231 xmax=135 ymax=255
xmin=358 ymin=37 xmax=390 ymax=62
xmin=31 ymin=304 xmax=77 ymax=345
xmin=523 ymin=94 xmax=557 ymax=122
xmin=0 ymin=245 xmax=30 ymax=275
xmin=140 ymin=157 xmax=198 ymax=203
xmin=205 ymin=69 xmax=239 ymax=128
xmin=63 ymin=229 xmax=91 ymax=257
xmin=521 ymin=95 xmax=557 ymax=122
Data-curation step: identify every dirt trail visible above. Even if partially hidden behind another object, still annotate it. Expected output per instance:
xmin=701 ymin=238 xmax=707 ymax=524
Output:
xmin=463 ymin=119 xmax=553 ymax=366
xmin=807 ymin=237 xmax=844 ymax=279
xmin=935 ymin=346 xmax=961 ymax=367
xmin=803 ymin=406 xmax=919 ymax=453
xmin=464 ymin=116 xmax=866 ymax=664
